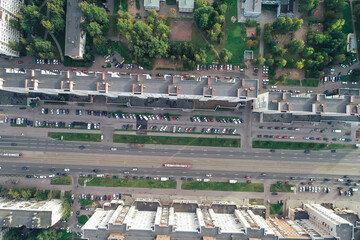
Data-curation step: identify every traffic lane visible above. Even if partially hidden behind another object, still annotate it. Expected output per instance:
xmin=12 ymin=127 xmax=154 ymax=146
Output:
xmin=1 ymin=159 xmax=360 ymax=183
xmin=0 ymin=135 xmax=357 ymax=163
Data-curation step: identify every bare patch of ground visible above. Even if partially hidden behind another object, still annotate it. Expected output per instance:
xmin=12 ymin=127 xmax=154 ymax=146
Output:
xmin=294 ymin=24 xmax=307 ymax=42
xmin=170 ymin=21 xmax=192 ymax=41
xmin=275 ymin=68 xmax=306 ymax=80
xmin=154 ymin=58 xmax=183 ymax=69
xmin=246 ymin=27 xmax=256 ymax=37
xmin=273 ymin=33 xmax=290 ymax=48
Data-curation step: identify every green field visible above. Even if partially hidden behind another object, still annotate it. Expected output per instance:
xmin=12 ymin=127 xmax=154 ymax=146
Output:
xmin=181 ymin=181 xmax=264 ymax=192
xmin=270 ymin=184 xmax=295 ymax=192
xmin=113 ymin=134 xmax=240 ymax=147
xmin=253 ymin=141 xmax=356 ymax=150
xmin=50 ymin=176 xmax=72 ymax=185
xmin=223 ymin=0 xmax=246 ymax=63
xmin=10 ymin=123 xmax=27 ymax=127
xmin=270 ymin=203 xmax=283 ymax=215
xmin=302 ymin=79 xmax=319 ymax=87
xmin=278 ymin=79 xmax=301 ymax=86
xmin=79 ymin=199 xmax=98 ymax=207
xmin=78 ymin=215 xmax=88 ymax=225
xmin=342 ymin=2 xmax=353 ymax=34
xmin=48 ymin=132 xmax=101 ymax=142
xmin=78 ymin=177 xmax=177 ymax=189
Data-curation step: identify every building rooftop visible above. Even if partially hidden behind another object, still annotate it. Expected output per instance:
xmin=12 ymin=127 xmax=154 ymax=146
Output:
xmin=155 ymin=235 xmax=170 ymax=240
xmin=244 ymin=0 xmax=261 ymax=14
xmin=144 ymin=0 xmax=160 ymax=8
xmin=173 ymin=212 xmax=199 ymax=232
xmin=304 ymin=204 xmax=351 ymax=226
xmin=65 ymin=0 xmax=86 ymax=59
xmin=213 ymin=213 xmax=243 ymax=233
xmin=178 ymin=0 xmax=194 ymax=9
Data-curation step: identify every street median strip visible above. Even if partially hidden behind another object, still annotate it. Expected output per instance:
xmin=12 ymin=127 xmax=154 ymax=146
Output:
xmin=270 ymin=184 xmax=295 ymax=192
xmin=48 ymin=132 xmax=101 ymax=142
xmin=78 ymin=177 xmax=176 ymax=189
xmin=253 ymin=141 xmax=356 ymax=150
xmin=181 ymin=181 xmax=264 ymax=192
xmin=50 ymin=176 xmax=72 ymax=185
xmin=113 ymin=134 xmax=240 ymax=147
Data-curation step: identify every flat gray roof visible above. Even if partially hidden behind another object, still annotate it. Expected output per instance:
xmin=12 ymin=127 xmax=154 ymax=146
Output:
xmin=0 ymin=69 xmax=259 ymax=102
xmin=65 ymin=0 xmax=86 ymax=59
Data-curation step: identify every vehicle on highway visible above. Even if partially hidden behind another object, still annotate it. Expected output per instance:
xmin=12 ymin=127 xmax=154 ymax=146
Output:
xmin=0 ymin=152 xmax=22 ymax=157
xmin=163 ymin=163 xmax=192 ymax=168
xmin=111 ymin=147 xmax=117 ymax=151
xmin=22 ymin=166 xmax=29 ymax=170
xmin=64 ymin=168 xmax=70 ymax=172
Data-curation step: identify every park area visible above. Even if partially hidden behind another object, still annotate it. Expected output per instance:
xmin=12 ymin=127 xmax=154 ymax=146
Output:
xmin=78 ymin=177 xmax=177 ymax=189
xmin=181 ymin=181 xmax=264 ymax=192
xmin=253 ymin=141 xmax=356 ymax=150
xmin=113 ymin=134 xmax=241 ymax=147
xmin=50 ymin=176 xmax=72 ymax=185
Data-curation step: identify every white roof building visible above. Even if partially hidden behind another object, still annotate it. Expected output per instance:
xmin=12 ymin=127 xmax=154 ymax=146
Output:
xmin=0 ymin=0 xmax=23 ymax=57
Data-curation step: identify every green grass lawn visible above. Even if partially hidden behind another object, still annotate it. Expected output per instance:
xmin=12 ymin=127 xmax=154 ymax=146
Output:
xmin=222 ymin=0 xmax=246 ymax=64
xmin=278 ymin=79 xmax=301 ymax=86
xmin=79 ymin=177 xmax=177 ymax=189
xmin=107 ymin=15 xmax=120 ymax=36
xmin=342 ymin=2 xmax=354 ymax=34
xmin=253 ymin=141 xmax=356 ymax=150
xmin=302 ymin=79 xmax=319 ymax=87
xmin=48 ymin=132 xmax=101 ymax=142
xmin=78 ymin=215 xmax=88 ymax=225
xmin=113 ymin=134 xmax=240 ymax=147
xmin=181 ymin=181 xmax=264 ymax=192
xmin=270 ymin=203 xmax=283 ymax=215
xmin=50 ymin=176 xmax=72 ymax=185
xmin=166 ymin=0 xmax=176 ymax=5
xmin=10 ymin=123 xmax=27 ymax=127
xmin=270 ymin=183 xmax=295 ymax=192
xmin=79 ymin=199 xmax=97 ymax=207
xmin=191 ymin=26 xmax=218 ymax=63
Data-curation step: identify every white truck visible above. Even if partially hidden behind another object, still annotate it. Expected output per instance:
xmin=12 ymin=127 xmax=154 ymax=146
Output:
xmin=161 ymin=177 xmax=169 ymax=181
xmin=332 ymin=129 xmax=341 ymax=133
xmin=229 ymin=179 xmax=237 ymax=184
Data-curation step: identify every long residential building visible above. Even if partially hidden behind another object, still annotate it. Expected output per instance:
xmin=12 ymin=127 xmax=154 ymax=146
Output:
xmin=0 ymin=0 xmax=23 ymax=57
xmin=0 ymin=198 xmax=62 ymax=228
xmin=81 ymin=200 xmax=354 ymax=240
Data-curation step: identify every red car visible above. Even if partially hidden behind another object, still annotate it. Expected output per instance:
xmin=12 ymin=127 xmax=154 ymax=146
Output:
xmin=245 ymin=176 xmax=250 ymax=179
xmin=18 ymin=61 xmax=23 ymax=64
xmin=184 ymin=74 xmax=189 ymax=78
xmin=82 ymin=70 xmax=88 ymax=73
xmin=276 ymin=136 xmax=282 ymax=139
xmin=71 ymin=67 xmax=77 ymax=70
xmin=49 ymin=122 xmax=52 ymax=127
xmin=209 ymin=118 xmax=213 ymax=122
xmin=316 ymin=137 xmax=322 ymax=140
xmin=94 ymin=194 xmax=97 ymax=199
xmin=172 ymin=116 xmax=176 ymax=120
xmin=108 ymin=195 xmax=111 ymax=200
xmin=106 ymin=175 xmax=110 ymax=178
xmin=308 ymin=182 xmax=313 ymax=185
xmin=339 ymin=190 xmax=343 ymax=196
xmin=283 ymin=136 xmax=288 ymax=139
xmin=285 ymin=181 xmax=289 ymax=184
xmin=263 ymin=74 xmax=268 ymax=77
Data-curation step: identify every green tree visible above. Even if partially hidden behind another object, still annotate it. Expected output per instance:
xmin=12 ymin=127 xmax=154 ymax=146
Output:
xmin=8 ymin=188 xmax=20 ymax=199
xmin=199 ymin=13 xmax=209 ymax=30
xmin=299 ymin=0 xmax=318 ymax=12
xmin=334 ymin=54 xmax=346 ymax=63
xmin=288 ymin=40 xmax=305 ymax=53
xmin=296 ymin=60 xmax=304 ymax=69
xmin=324 ymin=0 xmax=346 ymax=11
xmin=266 ymin=58 xmax=274 ymax=66
xmin=302 ymin=47 xmax=314 ymax=58
xmin=354 ymin=4 xmax=360 ymax=20
xmin=21 ymin=189 xmax=32 ymax=200
xmin=257 ymin=57 xmax=266 ymax=66
xmin=208 ymin=23 xmax=221 ymax=42
xmin=41 ymin=19 xmax=55 ymax=33
xmin=246 ymin=39 xmax=254 ymax=49
xmin=17 ymin=4 xmax=44 ymax=34
xmin=87 ymin=22 xmax=103 ymax=37
xmin=168 ymin=8 xmax=177 ymax=18
xmin=93 ymin=36 xmax=110 ymax=55
xmin=278 ymin=74 xmax=287 ymax=82
xmin=36 ymin=229 xmax=62 ymax=240
xmin=195 ymin=0 xmax=210 ymax=8
xmin=220 ymin=48 xmax=232 ymax=63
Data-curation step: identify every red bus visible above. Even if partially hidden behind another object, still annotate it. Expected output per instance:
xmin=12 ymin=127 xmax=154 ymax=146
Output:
xmin=163 ymin=163 xmax=192 ymax=168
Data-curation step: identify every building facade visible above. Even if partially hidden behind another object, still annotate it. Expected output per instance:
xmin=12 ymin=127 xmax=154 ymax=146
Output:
xmin=0 ymin=0 xmax=23 ymax=57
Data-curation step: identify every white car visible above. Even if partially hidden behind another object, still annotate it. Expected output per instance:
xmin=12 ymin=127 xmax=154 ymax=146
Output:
xmin=132 ymin=168 xmax=138 ymax=171
xmin=206 ymin=173 xmax=212 ymax=177
xmin=111 ymin=147 xmax=117 ymax=151
xmin=64 ymin=168 xmax=70 ymax=172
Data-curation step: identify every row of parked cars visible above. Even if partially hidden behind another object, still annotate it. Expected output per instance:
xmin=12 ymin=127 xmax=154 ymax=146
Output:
xmin=78 ymin=193 xmax=121 ymax=201
xmin=41 ymin=108 xmax=70 ymax=115
xmin=259 ymin=126 xmax=300 ymax=131
xmin=34 ymin=59 xmax=61 ymax=64
xmin=299 ymin=186 xmax=330 ymax=193
xmin=196 ymin=64 xmax=243 ymax=71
